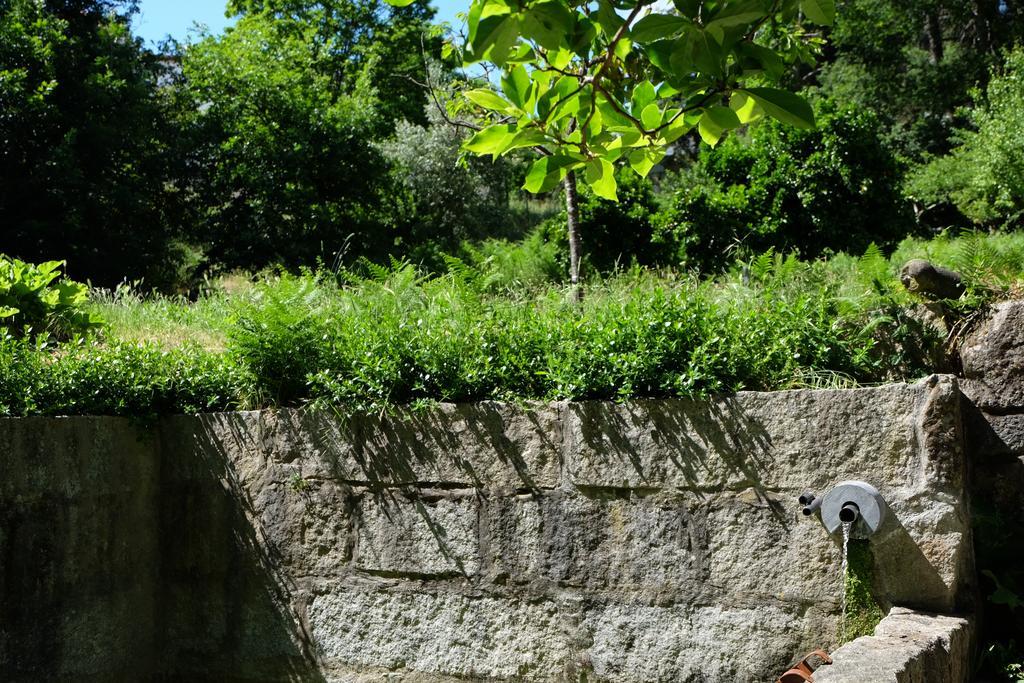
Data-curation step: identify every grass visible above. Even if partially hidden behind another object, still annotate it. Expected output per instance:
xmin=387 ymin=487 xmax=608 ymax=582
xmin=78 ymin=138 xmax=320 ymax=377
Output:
xmin=2 ymin=229 xmax=1021 ymax=417
xmin=87 ymin=278 xmax=243 ymax=351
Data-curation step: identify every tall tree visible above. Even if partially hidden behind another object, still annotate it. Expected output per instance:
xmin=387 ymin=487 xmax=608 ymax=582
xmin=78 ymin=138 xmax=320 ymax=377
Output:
xmin=226 ymin=0 xmax=438 ymax=127
xmin=173 ymin=0 xmax=439 ymax=272
xmin=0 ymin=0 xmax=188 ymax=288
xmin=819 ymin=0 xmax=1024 ymax=158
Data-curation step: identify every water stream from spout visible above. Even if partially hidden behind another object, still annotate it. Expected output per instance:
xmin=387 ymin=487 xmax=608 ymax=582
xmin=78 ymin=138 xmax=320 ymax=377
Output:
xmin=839 ymin=521 xmax=852 ymax=638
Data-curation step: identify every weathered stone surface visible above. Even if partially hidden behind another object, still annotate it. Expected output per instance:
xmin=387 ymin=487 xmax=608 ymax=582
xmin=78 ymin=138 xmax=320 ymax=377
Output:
xmin=974 ymin=412 xmax=1024 ymax=456
xmin=871 ymin=491 xmax=973 ymax=612
xmin=0 ymin=416 xmax=156 ymax=499
xmin=309 ymin=588 xmax=571 ymax=679
xmin=961 ymin=300 xmax=1024 ymax=410
xmin=251 ymin=479 xmax=353 ymax=576
xmin=356 ymin=493 xmax=479 ymax=576
xmin=564 ymin=376 xmax=962 ymax=494
xmin=0 ymin=417 xmax=160 ymax=682
xmin=352 ymin=402 xmax=563 ymax=489
xmin=585 ymin=602 xmax=835 ymax=683
xmin=814 ymin=608 xmax=971 ymax=683
xmin=704 ymin=490 xmax=843 ymax=605
xmin=486 ymin=491 xmax=705 ymax=591
xmin=564 ymin=377 xmax=970 ymax=612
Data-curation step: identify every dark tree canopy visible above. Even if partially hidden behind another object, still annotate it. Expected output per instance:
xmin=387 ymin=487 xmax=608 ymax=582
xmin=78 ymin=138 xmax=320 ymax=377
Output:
xmin=0 ymin=0 xmax=188 ymax=288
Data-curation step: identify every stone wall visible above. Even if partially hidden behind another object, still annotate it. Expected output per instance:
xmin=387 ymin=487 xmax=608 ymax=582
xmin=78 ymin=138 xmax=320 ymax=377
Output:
xmin=0 ymin=418 xmax=160 ymax=681
xmin=815 ymin=608 xmax=972 ymax=683
xmin=0 ymin=377 xmax=974 ymax=682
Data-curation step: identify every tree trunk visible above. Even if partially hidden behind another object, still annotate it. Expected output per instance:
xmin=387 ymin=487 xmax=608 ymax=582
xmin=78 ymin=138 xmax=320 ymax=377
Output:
xmin=925 ymin=11 xmax=944 ymax=64
xmin=564 ymin=170 xmax=583 ymax=300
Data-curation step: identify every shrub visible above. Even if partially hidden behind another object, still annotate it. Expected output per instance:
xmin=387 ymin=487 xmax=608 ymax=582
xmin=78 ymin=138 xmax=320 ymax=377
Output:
xmin=228 ymin=272 xmax=336 ymax=406
xmin=655 ymin=97 xmax=915 ymax=273
xmin=460 ymin=232 xmax=563 ymax=290
xmin=378 ymin=107 xmax=521 ymax=270
xmin=0 ymin=338 xmax=243 ymax=417
xmin=0 ymin=257 xmax=102 ymax=340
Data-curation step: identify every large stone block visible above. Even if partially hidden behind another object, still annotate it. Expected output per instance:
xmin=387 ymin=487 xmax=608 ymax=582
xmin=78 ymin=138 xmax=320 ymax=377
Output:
xmin=814 ymin=608 xmax=971 ymax=683
xmin=960 ymin=300 xmax=1024 ymax=410
xmin=0 ymin=416 xmax=156 ymax=499
xmin=486 ymin=491 xmax=706 ymax=593
xmin=351 ymin=402 xmax=562 ymax=489
xmin=584 ymin=602 xmax=834 ymax=683
xmin=309 ymin=587 xmax=571 ymax=679
xmin=564 ymin=377 xmax=963 ymax=495
xmin=704 ymin=489 xmax=843 ymax=607
xmin=250 ymin=479 xmax=353 ymax=576
xmin=355 ymin=493 xmax=479 ymax=577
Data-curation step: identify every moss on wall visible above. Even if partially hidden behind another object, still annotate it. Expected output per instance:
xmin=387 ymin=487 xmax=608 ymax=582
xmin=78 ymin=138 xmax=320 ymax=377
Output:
xmin=843 ymin=539 xmax=885 ymax=642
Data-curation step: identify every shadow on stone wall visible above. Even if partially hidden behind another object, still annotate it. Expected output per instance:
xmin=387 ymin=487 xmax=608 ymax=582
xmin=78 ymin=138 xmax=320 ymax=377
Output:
xmin=871 ymin=512 xmax=961 ymax=613
xmin=320 ymin=403 xmax=560 ymax=492
xmin=158 ymin=418 xmax=326 ymax=682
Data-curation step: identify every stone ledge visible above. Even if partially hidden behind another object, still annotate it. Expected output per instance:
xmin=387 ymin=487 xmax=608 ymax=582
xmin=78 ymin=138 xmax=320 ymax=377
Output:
xmin=813 ymin=608 xmax=971 ymax=683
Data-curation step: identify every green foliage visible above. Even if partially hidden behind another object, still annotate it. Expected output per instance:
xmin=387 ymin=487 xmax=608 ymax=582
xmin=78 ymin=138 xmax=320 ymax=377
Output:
xmin=228 ymin=272 xmax=336 ymax=405
xmin=907 ymin=48 xmax=1024 ymax=229
xmin=227 ymin=254 xmax=940 ymax=412
xmin=655 ymin=98 xmax=914 ymax=273
xmin=0 ymin=0 xmax=192 ymax=288
xmin=413 ymin=0 xmax=827 ymax=201
xmin=226 ymin=0 xmax=439 ymax=128
xmin=175 ymin=13 xmax=400 ymax=271
xmin=0 ymin=257 xmax=102 ymax=340
xmin=378 ymin=105 xmax=522 ymax=269
xmin=538 ymin=171 xmax=660 ymax=274
xmin=818 ymin=0 xmax=1023 ymax=159
xmin=0 ymin=232 xmax=1017 ymax=417
xmin=460 ymin=232 xmax=564 ymax=290
xmin=0 ymin=339 xmax=243 ymax=418
xmin=842 ymin=539 xmax=884 ymax=642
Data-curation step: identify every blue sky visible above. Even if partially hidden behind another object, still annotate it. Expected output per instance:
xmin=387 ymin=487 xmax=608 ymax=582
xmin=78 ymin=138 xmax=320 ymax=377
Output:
xmin=132 ymin=0 xmax=465 ymax=46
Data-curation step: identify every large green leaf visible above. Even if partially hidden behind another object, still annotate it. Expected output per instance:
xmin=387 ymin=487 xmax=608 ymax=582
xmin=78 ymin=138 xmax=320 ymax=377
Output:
xmin=585 ymin=158 xmax=617 ymax=200
xmin=501 ymin=64 xmax=532 ymax=108
xmin=640 ymin=102 xmax=662 ymax=129
xmin=537 ymin=75 xmax=580 ymax=120
xmin=736 ymin=42 xmax=784 ymax=80
xmin=501 ymin=127 xmax=549 ymax=153
xmin=706 ymin=0 xmax=767 ymax=30
xmin=643 ymin=39 xmax=675 ymax=74
xmin=630 ymin=80 xmax=657 ymax=115
xmin=523 ymin=2 xmax=576 ymax=50
xmin=800 ymin=0 xmax=835 ymax=25
xmin=596 ymin=0 xmax=625 ymax=35
xmin=697 ymin=105 xmax=740 ymax=145
xmin=729 ymin=91 xmax=762 ymax=123
xmin=630 ymin=13 xmax=690 ymax=42
xmin=464 ymin=124 xmax=517 ymax=159
xmin=630 ymin=148 xmax=655 ymax=178
xmin=523 ymin=155 xmax=580 ymax=193
xmin=690 ymin=28 xmax=724 ymax=76
xmin=469 ymin=13 xmax=520 ymax=65
xmin=465 ymin=89 xmax=516 ymax=113
xmin=742 ymin=87 xmax=815 ymax=128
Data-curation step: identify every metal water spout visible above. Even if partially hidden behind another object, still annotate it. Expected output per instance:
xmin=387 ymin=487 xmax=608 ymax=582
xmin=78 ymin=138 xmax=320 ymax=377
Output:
xmin=797 ymin=481 xmax=888 ymax=537
xmin=820 ymin=481 xmax=887 ymax=537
